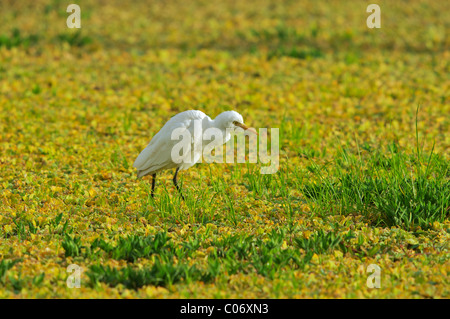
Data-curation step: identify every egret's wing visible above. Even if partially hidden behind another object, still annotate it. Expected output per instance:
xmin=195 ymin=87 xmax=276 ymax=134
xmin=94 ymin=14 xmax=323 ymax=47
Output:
xmin=133 ymin=110 xmax=207 ymax=177
xmin=133 ymin=122 xmax=185 ymax=172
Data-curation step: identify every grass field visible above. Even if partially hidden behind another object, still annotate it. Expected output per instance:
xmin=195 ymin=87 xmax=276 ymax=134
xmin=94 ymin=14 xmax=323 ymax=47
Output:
xmin=0 ymin=0 xmax=449 ymax=298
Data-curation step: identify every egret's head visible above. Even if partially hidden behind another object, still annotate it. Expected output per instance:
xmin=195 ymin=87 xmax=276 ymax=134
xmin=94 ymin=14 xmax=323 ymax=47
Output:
xmin=215 ymin=111 xmax=257 ymax=134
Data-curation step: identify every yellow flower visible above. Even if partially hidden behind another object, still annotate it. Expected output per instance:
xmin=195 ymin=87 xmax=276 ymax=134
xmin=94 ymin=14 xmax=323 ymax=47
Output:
xmin=311 ymin=253 xmax=320 ymax=263
xmin=334 ymin=251 xmax=343 ymax=258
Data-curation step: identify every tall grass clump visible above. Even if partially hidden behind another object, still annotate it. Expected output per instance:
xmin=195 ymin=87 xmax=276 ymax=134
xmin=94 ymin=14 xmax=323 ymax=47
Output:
xmin=302 ymin=110 xmax=449 ymax=230
xmin=0 ymin=260 xmax=20 ymax=284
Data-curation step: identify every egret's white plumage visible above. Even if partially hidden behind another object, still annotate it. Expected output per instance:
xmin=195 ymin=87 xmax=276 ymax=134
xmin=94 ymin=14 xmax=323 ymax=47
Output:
xmin=133 ymin=110 xmax=255 ymax=198
xmin=133 ymin=110 xmax=206 ymax=177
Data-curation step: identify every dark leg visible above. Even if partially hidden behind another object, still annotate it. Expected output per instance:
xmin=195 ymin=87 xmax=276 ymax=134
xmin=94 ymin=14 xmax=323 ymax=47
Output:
xmin=151 ymin=173 xmax=156 ymax=198
xmin=173 ymin=167 xmax=185 ymax=200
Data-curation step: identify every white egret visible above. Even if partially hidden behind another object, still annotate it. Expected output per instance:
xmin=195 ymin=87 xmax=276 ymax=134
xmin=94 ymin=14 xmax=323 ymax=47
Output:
xmin=133 ymin=110 xmax=257 ymax=199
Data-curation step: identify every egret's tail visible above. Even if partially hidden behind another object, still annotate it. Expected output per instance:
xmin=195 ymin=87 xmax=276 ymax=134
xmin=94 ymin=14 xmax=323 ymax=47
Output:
xmin=137 ymin=170 xmax=147 ymax=179
xmin=136 ymin=166 xmax=159 ymax=178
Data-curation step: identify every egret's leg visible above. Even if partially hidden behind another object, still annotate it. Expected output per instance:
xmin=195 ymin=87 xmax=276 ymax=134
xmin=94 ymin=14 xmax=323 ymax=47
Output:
xmin=151 ymin=173 xmax=156 ymax=198
xmin=173 ymin=167 xmax=185 ymax=200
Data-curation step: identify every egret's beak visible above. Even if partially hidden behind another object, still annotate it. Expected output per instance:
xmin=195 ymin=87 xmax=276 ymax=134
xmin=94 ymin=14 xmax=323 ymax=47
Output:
xmin=235 ymin=122 xmax=258 ymax=135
